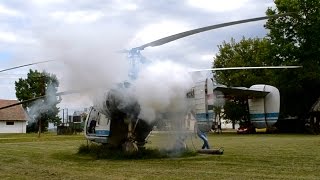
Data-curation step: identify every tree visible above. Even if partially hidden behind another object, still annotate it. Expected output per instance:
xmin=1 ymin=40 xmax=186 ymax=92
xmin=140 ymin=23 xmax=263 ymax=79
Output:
xmin=213 ymin=37 xmax=278 ymax=88
xmin=213 ymin=37 xmax=282 ymax=128
xmin=15 ymin=69 xmax=61 ymax=134
xmin=214 ymin=0 xmax=320 ymax=121
xmin=265 ymin=0 xmax=320 ymax=118
xmin=223 ymin=98 xmax=248 ymax=129
xmin=212 ymin=91 xmax=225 ymax=133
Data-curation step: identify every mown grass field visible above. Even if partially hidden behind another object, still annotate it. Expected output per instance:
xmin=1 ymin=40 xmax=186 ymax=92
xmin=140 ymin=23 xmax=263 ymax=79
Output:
xmin=0 ymin=132 xmax=319 ymax=180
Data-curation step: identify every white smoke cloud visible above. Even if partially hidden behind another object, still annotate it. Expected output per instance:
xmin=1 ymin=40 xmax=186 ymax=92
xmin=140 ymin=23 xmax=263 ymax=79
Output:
xmin=30 ymin=22 xmax=132 ymax=110
xmin=122 ymin=60 xmax=195 ymax=152
xmin=38 ymin=24 xmax=129 ymax=87
xmin=27 ymin=82 xmax=60 ymax=122
xmin=132 ymin=60 xmax=194 ymax=123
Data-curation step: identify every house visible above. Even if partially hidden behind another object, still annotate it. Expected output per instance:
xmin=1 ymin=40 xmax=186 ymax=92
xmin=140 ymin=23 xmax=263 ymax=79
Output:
xmin=0 ymin=99 xmax=27 ymax=133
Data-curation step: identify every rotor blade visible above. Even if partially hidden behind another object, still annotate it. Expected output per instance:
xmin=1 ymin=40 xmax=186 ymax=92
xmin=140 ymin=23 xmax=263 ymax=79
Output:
xmin=134 ymin=13 xmax=295 ymax=51
xmin=191 ymin=66 xmax=302 ymax=72
xmin=0 ymin=90 xmax=82 ymax=110
xmin=0 ymin=60 xmax=54 ymax=73
xmin=0 ymin=96 xmax=45 ymax=110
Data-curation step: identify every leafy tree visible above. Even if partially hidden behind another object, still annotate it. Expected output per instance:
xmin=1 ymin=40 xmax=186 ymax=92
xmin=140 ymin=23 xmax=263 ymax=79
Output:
xmin=213 ymin=37 xmax=277 ymax=88
xmin=212 ymin=92 xmax=225 ymax=133
xmin=214 ymin=0 xmax=320 ymax=121
xmin=265 ymin=0 xmax=320 ymax=118
xmin=15 ymin=69 xmax=61 ymax=133
xmin=223 ymin=98 xmax=248 ymax=129
xmin=213 ymin=38 xmax=281 ymax=127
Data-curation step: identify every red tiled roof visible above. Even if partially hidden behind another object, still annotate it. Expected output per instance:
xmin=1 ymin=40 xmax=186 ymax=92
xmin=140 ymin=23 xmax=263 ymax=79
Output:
xmin=0 ymin=99 xmax=27 ymax=121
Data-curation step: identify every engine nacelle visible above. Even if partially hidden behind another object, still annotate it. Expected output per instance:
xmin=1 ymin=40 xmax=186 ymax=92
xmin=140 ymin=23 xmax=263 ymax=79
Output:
xmin=248 ymin=85 xmax=280 ymax=129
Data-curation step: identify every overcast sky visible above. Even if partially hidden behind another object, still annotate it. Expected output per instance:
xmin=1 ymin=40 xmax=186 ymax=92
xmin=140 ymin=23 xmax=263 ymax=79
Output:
xmin=0 ymin=0 xmax=275 ymax=112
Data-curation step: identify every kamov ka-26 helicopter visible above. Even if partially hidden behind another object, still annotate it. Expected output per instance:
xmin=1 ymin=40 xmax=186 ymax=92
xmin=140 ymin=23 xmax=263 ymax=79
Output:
xmin=0 ymin=13 xmax=300 ymax=152
xmin=83 ymin=12 xmax=301 ymax=152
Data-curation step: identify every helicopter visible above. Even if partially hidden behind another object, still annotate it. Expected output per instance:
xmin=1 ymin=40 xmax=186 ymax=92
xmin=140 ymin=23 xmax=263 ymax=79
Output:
xmin=83 ymin=12 xmax=300 ymax=152
xmin=0 ymin=13 xmax=300 ymax=152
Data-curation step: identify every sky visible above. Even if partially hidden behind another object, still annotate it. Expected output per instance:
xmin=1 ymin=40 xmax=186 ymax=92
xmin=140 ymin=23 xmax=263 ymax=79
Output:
xmin=0 ymin=0 xmax=275 ymax=113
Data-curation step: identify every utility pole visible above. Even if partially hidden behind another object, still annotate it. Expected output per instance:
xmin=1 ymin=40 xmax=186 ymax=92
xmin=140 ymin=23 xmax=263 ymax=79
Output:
xmin=66 ymin=108 xmax=69 ymax=123
xmin=62 ymin=109 xmax=65 ymax=125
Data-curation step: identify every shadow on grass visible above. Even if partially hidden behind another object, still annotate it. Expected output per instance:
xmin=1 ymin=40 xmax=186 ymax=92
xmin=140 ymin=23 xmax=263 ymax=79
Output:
xmin=77 ymin=143 xmax=197 ymax=160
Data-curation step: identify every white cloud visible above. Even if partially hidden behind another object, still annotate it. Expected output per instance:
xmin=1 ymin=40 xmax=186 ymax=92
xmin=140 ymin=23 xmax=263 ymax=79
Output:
xmin=50 ymin=10 xmax=105 ymax=24
xmin=31 ymin=0 xmax=66 ymax=6
xmin=129 ymin=20 xmax=191 ymax=48
xmin=0 ymin=31 xmax=17 ymax=43
xmin=115 ymin=1 xmax=138 ymax=11
xmin=0 ymin=4 xmax=24 ymax=17
xmin=187 ymin=0 xmax=250 ymax=12
xmin=201 ymin=54 xmax=214 ymax=61
xmin=0 ymin=31 xmax=36 ymax=44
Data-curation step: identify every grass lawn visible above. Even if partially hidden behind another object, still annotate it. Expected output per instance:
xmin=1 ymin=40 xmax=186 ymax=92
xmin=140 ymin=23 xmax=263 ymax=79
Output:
xmin=0 ymin=132 xmax=319 ymax=179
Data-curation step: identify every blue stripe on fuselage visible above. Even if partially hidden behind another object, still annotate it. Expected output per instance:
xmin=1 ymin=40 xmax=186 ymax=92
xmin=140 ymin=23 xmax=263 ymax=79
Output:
xmin=195 ymin=112 xmax=215 ymax=122
xmin=250 ymin=112 xmax=279 ymax=120
xmin=95 ymin=130 xmax=110 ymax=136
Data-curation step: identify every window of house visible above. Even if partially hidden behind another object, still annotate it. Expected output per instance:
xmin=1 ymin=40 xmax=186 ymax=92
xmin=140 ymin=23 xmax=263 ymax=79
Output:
xmin=6 ymin=121 xmax=14 ymax=125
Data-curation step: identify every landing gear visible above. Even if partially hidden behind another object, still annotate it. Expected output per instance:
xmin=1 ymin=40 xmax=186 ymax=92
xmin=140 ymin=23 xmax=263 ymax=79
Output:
xmin=122 ymin=117 xmax=139 ymax=153
xmin=122 ymin=141 xmax=138 ymax=153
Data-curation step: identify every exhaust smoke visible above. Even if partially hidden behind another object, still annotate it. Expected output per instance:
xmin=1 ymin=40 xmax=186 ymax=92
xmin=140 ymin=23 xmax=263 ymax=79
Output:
xmin=27 ymin=82 xmax=60 ymax=124
xmin=131 ymin=61 xmax=195 ymax=151
xmin=132 ymin=60 xmax=194 ymax=123
xmin=31 ymin=22 xmax=198 ymax=152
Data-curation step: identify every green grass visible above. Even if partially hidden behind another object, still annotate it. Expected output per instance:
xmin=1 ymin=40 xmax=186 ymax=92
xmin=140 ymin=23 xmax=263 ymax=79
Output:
xmin=0 ymin=132 xmax=319 ymax=179
xmin=78 ymin=143 xmax=197 ymax=160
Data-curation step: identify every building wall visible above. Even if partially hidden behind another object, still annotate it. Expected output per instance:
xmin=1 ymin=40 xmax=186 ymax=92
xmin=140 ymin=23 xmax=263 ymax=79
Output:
xmin=0 ymin=121 xmax=26 ymax=133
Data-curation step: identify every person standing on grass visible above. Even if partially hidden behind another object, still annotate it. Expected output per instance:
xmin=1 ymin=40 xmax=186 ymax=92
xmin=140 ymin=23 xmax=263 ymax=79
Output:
xmin=194 ymin=122 xmax=210 ymax=149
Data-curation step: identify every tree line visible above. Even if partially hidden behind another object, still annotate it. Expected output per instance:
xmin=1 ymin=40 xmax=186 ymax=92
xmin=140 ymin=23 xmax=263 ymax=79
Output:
xmin=213 ymin=0 xmax=320 ymax=131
